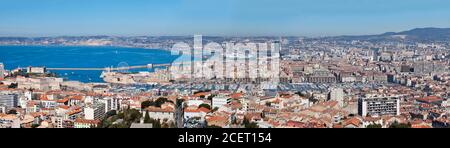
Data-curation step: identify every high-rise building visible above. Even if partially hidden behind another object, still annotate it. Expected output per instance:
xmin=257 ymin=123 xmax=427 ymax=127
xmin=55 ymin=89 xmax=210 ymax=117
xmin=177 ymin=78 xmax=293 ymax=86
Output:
xmin=358 ymin=95 xmax=400 ymax=117
xmin=330 ymin=88 xmax=344 ymax=107
xmin=103 ymin=97 xmax=120 ymax=112
xmin=84 ymin=102 xmax=106 ymax=120
xmin=0 ymin=94 xmax=19 ymax=109
xmin=371 ymin=48 xmax=380 ymax=61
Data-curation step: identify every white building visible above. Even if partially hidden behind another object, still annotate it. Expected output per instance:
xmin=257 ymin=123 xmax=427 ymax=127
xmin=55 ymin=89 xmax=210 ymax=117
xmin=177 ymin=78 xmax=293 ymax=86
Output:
xmin=330 ymin=88 xmax=344 ymax=107
xmin=0 ymin=94 xmax=19 ymax=109
xmin=212 ymin=95 xmax=231 ymax=109
xmin=74 ymin=118 xmax=100 ymax=128
xmin=145 ymin=104 xmax=175 ymax=123
xmin=183 ymin=107 xmax=209 ymax=121
xmin=27 ymin=66 xmax=47 ymax=74
xmin=103 ymin=97 xmax=120 ymax=112
xmin=84 ymin=102 xmax=106 ymax=120
xmin=358 ymin=95 xmax=400 ymax=117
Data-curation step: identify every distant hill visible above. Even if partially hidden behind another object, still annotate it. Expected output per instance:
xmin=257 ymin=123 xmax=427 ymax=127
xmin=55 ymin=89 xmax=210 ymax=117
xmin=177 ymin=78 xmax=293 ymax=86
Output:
xmin=326 ymin=27 xmax=450 ymax=42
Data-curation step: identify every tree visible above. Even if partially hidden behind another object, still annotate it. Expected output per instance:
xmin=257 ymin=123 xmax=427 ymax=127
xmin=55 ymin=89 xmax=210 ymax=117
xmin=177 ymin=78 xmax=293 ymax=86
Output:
xmin=243 ymin=117 xmax=259 ymax=128
xmin=389 ymin=122 xmax=411 ymax=128
xmin=105 ymin=110 xmax=117 ymax=118
xmin=169 ymin=122 xmax=176 ymax=128
xmin=207 ymin=125 xmax=222 ymax=128
xmin=123 ymin=109 xmax=142 ymax=124
xmin=142 ymin=97 xmax=174 ymax=109
xmin=199 ymin=104 xmax=211 ymax=110
xmin=141 ymin=100 xmax=155 ymax=109
xmin=109 ymin=123 xmax=129 ymax=128
xmin=246 ymin=122 xmax=259 ymax=128
xmin=243 ymin=118 xmax=250 ymax=126
xmin=144 ymin=110 xmax=151 ymax=123
xmin=31 ymin=124 xmax=40 ymax=128
xmin=153 ymin=119 xmax=161 ymax=128
xmin=207 ymin=94 xmax=216 ymax=101
xmin=212 ymin=107 xmax=219 ymax=113
xmin=154 ymin=97 xmax=172 ymax=107
xmin=367 ymin=124 xmax=382 ymax=128
xmin=162 ymin=122 xmax=169 ymax=128
xmin=8 ymin=83 xmax=18 ymax=89
xmin=176 ymin=99 xmax=184 ymax=107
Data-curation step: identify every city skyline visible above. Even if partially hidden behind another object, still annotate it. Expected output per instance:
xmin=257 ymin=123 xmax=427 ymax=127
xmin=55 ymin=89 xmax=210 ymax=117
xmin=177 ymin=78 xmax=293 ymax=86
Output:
xmin=1 ymin=0 xmax=450 ymax=37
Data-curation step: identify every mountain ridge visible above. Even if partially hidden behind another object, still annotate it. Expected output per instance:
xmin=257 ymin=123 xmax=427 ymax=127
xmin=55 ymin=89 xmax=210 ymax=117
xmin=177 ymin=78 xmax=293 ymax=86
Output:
xmin=329 ymin=27 xmax=450 ymax=41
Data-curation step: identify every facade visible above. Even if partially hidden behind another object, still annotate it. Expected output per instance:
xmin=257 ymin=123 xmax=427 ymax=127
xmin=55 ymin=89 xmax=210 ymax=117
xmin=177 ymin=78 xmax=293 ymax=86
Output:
xmin=212 ymin=95 xmax=231 ymax=109
xmin=184 ymin=107 xmax=209 ymax=121
xmin=17 ymin=77 xmax=63 ymax=91
xmin=74 ymin=118 xmax=100 ymax=128
xmin=145 ymin=106 xmax=175 ymax=123
xmin=358 ymin=95 xmax=400 ymax=117
xmin=27 ymin=66 xmax=47 ymax=74
xmin=103 ymin=97 xmax=120 ymax=112
xmin=84 ymin=103 xmax=106 ymax=120
xmin=330 ymin=88 xmax=344 ymax=107
xmin=306 ymin=69 xmax=337 ymax=83
xmin=0 ymin=94 xmax=19 ymax=109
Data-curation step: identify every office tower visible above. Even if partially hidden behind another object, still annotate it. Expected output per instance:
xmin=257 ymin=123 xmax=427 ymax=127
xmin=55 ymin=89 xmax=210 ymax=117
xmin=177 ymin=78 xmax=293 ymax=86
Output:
xmin=358 ymin=95 xmax=400 ymax=117
xmin=371 ymin=48 xmax=380 ymax=61
xmin=0 ymin=94 xmax=19 ymax=109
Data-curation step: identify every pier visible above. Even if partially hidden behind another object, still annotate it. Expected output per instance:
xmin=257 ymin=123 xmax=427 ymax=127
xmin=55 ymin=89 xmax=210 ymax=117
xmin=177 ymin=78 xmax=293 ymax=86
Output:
xmin=42 ymin=63 xmax=171 ymax=71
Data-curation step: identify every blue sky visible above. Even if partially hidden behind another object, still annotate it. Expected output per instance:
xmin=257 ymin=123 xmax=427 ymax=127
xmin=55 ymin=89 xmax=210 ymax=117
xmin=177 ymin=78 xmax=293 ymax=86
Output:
xmin=0 ymin=0 xmax=449 ymax=37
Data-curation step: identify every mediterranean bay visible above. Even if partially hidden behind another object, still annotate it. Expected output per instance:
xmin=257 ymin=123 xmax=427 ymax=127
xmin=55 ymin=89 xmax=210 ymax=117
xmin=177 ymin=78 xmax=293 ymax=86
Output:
xmin=0 ymin=46 xmax=179 ymax=83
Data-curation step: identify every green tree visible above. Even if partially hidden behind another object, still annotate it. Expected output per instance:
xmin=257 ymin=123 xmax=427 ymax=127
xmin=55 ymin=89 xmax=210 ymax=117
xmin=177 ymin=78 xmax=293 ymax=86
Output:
xmin=141 ymin=100 xmax=155 ymax=109
xmin=144 ymin=110 xmax=151 ymax=123
xmin=109 ymin=123 xmax=129 ymax=128
xmin=207 ymin=125 xmax=222 ymax=128
xmin=8 ymin=83 xmax=18 ymax=89
xmin=176 ymin=99 xmax=184 ymax=107
xmin=162 ymin=122 xmax=169 ymax=128
xmin=212 ymin=107 xmax=219 ymax=113
xmin=155 ymin=97 xmax=172 ymax=107
xmin=105 ymin=110 xmax=117 ymax=118
xmin=246 ymin=122 xmax=259 ymax=128
xmin=367 ymin=124 xmax=382 ymax=128
xmin=31 ymin=124 xmax=40 ymax=128
xmin=243 ymin=118 xmax=250 ymax=125
xmin=389 ymin=122 xmax=411 ymax=128
xmin=199 ymin=104 xmax=211 ymax=110
xmin=169 ymin=122 xmax=176 ymax=128
xmin=207 ymin=94 xmax=216 ymax=101
xmin=243 ymin=117 xmax=259 ymax=128
xmin=123 ymin=109 xmax=142 ymax=123
xmin=153 ymin=119 xmax=161 ymax=128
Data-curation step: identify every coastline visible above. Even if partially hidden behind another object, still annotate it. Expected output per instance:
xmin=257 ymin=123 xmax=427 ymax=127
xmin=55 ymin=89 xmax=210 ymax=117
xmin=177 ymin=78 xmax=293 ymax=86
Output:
xmin=0 ymin=44 xmax=171 ymax=52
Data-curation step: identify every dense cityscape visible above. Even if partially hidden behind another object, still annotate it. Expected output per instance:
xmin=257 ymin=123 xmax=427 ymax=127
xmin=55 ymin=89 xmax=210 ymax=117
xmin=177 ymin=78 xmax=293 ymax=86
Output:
xmin=1 ymin=28 xmax=449 ymax=128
